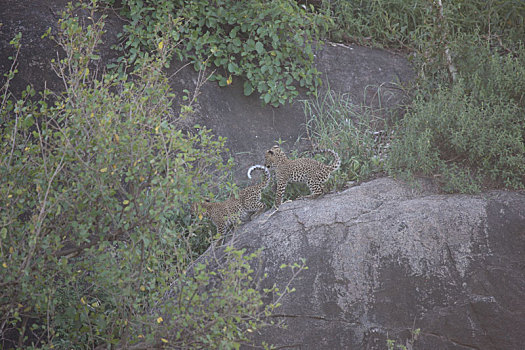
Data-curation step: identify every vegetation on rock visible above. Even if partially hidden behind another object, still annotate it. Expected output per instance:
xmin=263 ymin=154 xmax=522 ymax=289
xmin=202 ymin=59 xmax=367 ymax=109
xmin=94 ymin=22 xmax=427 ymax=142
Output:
xmin=109 ymin=0 xmax=332 ymax=106
xmin=306 ymin=0 xmax=525 ymax=193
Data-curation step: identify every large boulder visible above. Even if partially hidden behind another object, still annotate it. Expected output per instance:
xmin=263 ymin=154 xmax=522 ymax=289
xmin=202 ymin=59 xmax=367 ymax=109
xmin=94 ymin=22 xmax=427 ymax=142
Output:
xmin=215 ymin=178 xmax=525 ymax=349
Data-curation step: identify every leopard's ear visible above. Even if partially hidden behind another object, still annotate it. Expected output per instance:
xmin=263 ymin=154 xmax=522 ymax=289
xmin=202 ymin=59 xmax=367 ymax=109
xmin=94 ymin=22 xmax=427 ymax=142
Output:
xmin=267 ymin=149 xmax=274 ymax=155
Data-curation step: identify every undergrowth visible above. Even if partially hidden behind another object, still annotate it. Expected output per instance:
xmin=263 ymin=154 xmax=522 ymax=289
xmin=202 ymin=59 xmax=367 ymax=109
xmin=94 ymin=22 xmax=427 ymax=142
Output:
xmin=0 ymin=2 xmax=305 ymax=348
xmin=307 ymin=0 xmax=525 ymax=193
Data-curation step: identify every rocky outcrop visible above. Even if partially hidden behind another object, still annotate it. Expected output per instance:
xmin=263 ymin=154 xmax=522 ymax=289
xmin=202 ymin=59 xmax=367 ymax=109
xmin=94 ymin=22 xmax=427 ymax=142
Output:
xmin=216 ymin=178 xmax=525 ymax=349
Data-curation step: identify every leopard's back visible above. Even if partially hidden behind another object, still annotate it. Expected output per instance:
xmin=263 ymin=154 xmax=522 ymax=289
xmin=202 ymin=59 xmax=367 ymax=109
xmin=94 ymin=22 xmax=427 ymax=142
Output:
xmin=281 ymin=158 xmax=333 ymax=184
xmin=194 ymin=165 xmax=270 ymax=234
xmin=240 ymin=165 xmax=270 ymax=213
xmin=265 ymin=145 xmax=340 ymax=207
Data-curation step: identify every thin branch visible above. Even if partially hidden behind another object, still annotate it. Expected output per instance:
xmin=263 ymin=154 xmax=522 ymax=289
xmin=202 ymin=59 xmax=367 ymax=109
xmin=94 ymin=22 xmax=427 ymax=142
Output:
xmin=0 ymin=36 xmax=21 ymax=107
xmin=7 ymin=111 xmax=19 ymax=167
xmin=435 ymin=0 xmax=457 ymax=82
xmin=18 ymin=153 xmax=66 ymax=278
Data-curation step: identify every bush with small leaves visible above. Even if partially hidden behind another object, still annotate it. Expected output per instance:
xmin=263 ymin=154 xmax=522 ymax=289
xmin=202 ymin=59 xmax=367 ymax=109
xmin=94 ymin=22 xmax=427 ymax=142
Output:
xmin=0 ymin=2 xmax=305 ymax=348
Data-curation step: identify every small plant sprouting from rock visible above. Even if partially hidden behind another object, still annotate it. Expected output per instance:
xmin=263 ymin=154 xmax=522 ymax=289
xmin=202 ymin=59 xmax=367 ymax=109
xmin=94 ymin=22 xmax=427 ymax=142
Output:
xmin=387 ymin=328 xmax=421 ymax=350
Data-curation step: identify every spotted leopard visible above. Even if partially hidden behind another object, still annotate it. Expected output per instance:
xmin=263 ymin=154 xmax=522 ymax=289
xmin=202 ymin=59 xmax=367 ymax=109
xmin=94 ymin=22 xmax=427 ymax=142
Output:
xmin=264 ymin=145 xmax=340 ymax=207
xmin=192 ymin=165 xmax=270 ymax=235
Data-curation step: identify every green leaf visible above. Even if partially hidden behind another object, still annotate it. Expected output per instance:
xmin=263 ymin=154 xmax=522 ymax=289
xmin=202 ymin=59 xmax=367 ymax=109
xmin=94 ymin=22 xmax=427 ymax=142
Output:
xmin=23 ymin=114 xmax=35 ymax=128
xmin=243 ymin=81 xmax=254 ymax=96
xmin=255 ymin=41 xmax=264 ymax=54
xmin=227 ymin=62 xmax=236 ymax=73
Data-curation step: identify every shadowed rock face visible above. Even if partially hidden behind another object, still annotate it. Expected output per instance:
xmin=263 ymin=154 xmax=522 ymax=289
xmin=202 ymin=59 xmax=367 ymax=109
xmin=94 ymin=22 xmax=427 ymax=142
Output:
xmin=0 ymin=0 xmax=122 ymax=95
xmin=221 ymin=178 xmax=525 ymax=350
xmin=169 ymin=43 xmax=414 ymax=181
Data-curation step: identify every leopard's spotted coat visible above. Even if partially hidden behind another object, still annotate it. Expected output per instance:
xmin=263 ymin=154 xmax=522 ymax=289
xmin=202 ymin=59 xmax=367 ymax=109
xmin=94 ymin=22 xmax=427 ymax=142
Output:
xmin=193 ymin=165 xmax=270 ymax=235
xmin=264 ymin=145 xmax=340 ymax=207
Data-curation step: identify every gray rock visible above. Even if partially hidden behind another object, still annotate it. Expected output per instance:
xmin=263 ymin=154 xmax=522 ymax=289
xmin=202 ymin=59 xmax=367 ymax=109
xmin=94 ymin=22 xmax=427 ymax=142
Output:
xmin=0 ymin=0 xmax=122 ymax=96
xmin=213 ymin=177 xmax=525 ymax=350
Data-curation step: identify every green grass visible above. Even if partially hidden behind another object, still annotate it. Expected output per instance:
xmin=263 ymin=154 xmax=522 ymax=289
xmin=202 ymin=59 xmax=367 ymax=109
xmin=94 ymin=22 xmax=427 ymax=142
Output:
xmin=303 ymin=90 xmax=394 ymax=189
xmin=306 ymin=0 xmax=525 ymax=193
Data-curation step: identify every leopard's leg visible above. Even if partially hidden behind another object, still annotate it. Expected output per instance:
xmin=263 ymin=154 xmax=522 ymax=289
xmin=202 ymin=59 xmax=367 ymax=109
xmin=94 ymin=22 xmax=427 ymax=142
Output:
xmin=304 ymin=179 xmax=324 ymax=199
xmin=274 ymin=181 xmax=287 ymax=208
xmin=214 ymin=219 xmax=226 ymax=236
xmin=252 ymin=201 xmax=266 ymax=217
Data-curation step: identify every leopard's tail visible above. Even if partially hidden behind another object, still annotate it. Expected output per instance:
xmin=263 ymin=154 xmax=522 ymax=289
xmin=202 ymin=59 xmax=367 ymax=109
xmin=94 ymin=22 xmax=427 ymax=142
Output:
xmin=247 ymin=165 xmax=271 ymax=189
xmin=313 ymin=148 xmax=341 ymax=172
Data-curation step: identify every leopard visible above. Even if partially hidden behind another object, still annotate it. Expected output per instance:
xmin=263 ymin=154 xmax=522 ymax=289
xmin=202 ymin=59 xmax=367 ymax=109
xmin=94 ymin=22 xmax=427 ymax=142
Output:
xmin=192 ymin=165 xmax=271 ymax=235
xmin=264 ymin=145 xmax=341 ymax=207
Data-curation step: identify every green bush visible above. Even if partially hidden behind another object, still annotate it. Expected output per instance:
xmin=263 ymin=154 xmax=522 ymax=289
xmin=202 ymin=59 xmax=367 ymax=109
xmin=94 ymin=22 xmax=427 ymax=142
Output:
xmin=387 ymin=75 xmax=525 ymax=193
xmin=451 ymin=36 xmax=525 ymax=108
xmin=0 ymin=2 xmax=304 ymax=348
xmin=114 ymin=0 xmax=332 ymax=106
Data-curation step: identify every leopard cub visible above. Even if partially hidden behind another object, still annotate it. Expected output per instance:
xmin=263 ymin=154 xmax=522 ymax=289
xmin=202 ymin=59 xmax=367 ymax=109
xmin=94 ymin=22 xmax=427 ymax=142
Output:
xmin=264 ymin=145 xmax=340 ymax=207
xmin=192 ymin=165 xmax=270 ymax=235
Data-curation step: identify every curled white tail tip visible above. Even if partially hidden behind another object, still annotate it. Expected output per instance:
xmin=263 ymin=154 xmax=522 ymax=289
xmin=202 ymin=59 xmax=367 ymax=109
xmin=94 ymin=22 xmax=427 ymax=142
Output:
xmin=247 ymin=164 xmax=270 ymax=179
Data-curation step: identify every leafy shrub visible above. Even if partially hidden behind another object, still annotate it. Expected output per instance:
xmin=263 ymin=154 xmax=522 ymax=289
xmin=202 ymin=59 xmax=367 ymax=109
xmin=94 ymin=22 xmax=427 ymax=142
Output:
xmin=114 ymin=0 xmax=332 ymax=106
xmin=114 ymin=0 xmax=179 ymax=64
xmin=0 ymin=2 xmax=304 ymax=348
xmin=451 ymin=36 xmax=525 ymax=108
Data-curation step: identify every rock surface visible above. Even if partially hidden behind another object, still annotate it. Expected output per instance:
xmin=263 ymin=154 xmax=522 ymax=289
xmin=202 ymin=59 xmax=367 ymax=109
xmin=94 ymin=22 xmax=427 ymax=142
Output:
xmin=0 ymin=0 xmax=122 ymax=95
xmin=217 ymin=178 xmax=525 ymax=350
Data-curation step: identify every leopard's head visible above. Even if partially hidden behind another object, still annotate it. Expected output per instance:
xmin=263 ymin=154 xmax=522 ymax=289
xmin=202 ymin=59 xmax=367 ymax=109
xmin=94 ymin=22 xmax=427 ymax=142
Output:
xmin=264 ymin=145 xmax=287 ymax=168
